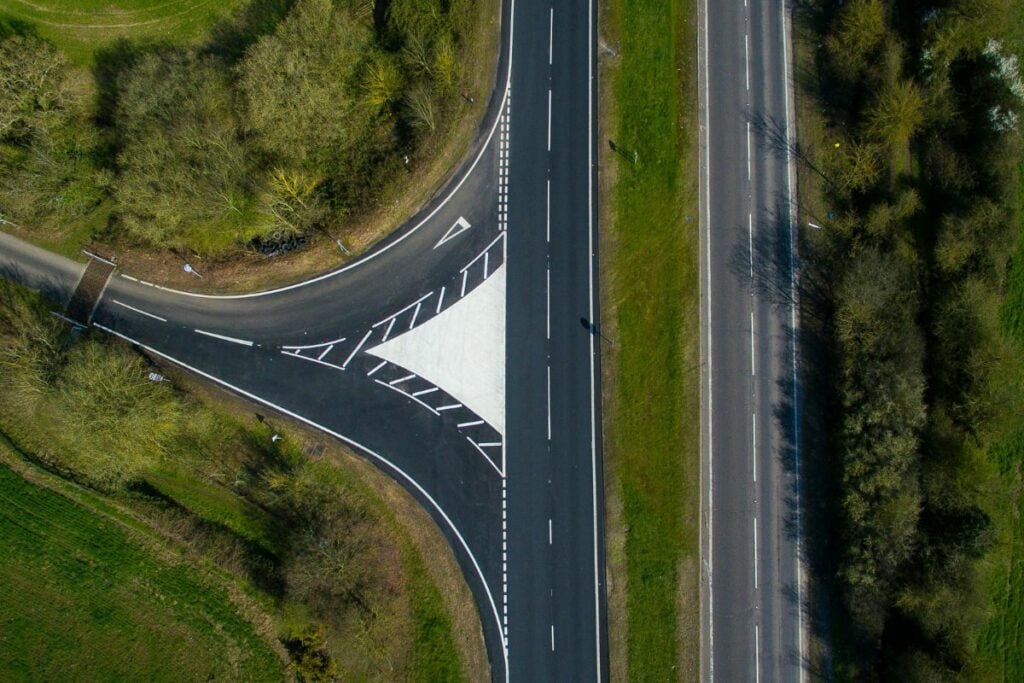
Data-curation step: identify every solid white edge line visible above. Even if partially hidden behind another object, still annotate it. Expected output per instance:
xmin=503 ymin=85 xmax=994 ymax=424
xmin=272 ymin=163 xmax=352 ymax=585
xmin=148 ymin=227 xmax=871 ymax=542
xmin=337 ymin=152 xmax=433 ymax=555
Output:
xmin=373 ymin=379 xmax=440 ymax=416
xmin=588 ymin=0 xmax=603 ymax=677
xmin=91 ymin=321 xmax=506 ymax=669
xmin=372 ymin=291 xmax=434 ymax=328
xmin=342 ymin=329 xmax=373 ymax=368
xmin=466 ymin=436 xmax=505 ymax=478
xmin=780 ymin=0 xmax=806 ymax=678
xmin=112 ymin=299 xmax=166 ymax=322
xmin=282 ymin=350 xmax=346 ymax=373
xmin=194 ymin=328 xmax=253 ymax=347
xmin=282 ymin=335 xmax=347 ymax=351
xmin=700 ymin=0 xmax=715 ymax=678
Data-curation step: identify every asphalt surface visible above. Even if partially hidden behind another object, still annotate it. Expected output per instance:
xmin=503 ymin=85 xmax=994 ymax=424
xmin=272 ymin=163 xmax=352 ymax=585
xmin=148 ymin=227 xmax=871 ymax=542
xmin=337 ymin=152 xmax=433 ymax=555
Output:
xmin=699 ymin=0 xmax=805 ymax=680
xmin=0 ymin=0 xmax=606 ymax=680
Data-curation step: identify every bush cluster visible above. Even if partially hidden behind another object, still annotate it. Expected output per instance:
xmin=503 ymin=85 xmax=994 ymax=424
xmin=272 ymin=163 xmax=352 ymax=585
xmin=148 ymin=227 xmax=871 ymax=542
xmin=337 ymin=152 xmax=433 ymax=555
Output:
xmin=803 ymin=0 xmax=1023 ymax=677
xmin=0 ymin=0 xmax=477 ymax=255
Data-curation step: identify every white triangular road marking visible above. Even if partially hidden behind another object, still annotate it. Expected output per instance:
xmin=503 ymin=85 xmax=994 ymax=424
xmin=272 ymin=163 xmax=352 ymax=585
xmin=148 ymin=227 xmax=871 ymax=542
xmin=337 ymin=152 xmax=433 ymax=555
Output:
xmin=434 ymin=216 xmax=472 ymax=249
xmin=367 ymin=266 xmax=505 ymax=435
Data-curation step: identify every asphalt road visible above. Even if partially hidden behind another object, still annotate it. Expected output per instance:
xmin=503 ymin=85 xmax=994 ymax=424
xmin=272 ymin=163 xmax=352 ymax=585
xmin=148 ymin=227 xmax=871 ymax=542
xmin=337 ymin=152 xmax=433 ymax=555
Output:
xmin=0 ymin=0 xmax=606 ymax=680
xmin=699 ymin=0 xmax=805 ymax=680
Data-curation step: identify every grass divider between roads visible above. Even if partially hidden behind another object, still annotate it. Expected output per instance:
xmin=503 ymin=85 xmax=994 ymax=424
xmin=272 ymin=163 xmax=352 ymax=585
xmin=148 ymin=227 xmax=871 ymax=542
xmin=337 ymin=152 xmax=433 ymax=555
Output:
xmin=599 ymin=0 xmax=699 ymax=679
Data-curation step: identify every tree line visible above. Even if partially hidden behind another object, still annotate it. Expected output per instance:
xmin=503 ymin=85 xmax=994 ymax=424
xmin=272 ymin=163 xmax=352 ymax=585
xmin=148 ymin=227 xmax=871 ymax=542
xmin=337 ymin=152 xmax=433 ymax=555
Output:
xmin=0 ymin=0 xmax=477 ymax=256
xmin=802 ymin=0 xmax=1023 ymax=677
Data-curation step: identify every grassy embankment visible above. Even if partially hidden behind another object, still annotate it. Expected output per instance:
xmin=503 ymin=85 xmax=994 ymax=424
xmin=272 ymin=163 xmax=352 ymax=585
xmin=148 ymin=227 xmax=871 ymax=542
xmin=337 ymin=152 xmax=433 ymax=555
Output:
xmin=0 ymin=0 xmax=240 ymax=66
xmin=600 ymin=0 xmax=699 ymax=680
xmin=0 ymin=442 xmax=285 ymax=681
xmin=0 ymin=280 xmax=477 ymax=681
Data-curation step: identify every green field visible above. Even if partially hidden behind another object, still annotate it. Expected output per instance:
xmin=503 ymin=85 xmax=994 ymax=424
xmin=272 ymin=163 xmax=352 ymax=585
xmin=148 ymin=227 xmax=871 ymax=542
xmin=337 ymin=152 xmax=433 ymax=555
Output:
xmin=0 ymin=0 xmax=242 ymax=65
xmin=602 ymin=0 xmax=699 ymax=679
xmin=0 ymin=447 xmax=285 ymax=682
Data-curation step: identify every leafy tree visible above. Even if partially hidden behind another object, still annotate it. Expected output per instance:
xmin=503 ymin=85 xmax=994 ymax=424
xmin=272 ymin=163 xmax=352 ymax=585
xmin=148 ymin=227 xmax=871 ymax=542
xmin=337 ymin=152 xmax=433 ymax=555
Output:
xmin=825 ymin=0 xmax=888 ymax=84
xmin=113 ymin=50 xmax=260 ymax=249
xmin=866 ymin=78 xmax=925 ymax=149
xmin=236 ymin=0 xmax=373 ymax=167
xmin=0 ymin=34 xmax=68 ymax=144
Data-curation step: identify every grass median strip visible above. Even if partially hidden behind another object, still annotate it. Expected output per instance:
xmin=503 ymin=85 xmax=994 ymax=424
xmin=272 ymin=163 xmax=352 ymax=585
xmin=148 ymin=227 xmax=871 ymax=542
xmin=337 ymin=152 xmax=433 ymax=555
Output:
xmin=600 ymin=0 xmax=699 ymax=680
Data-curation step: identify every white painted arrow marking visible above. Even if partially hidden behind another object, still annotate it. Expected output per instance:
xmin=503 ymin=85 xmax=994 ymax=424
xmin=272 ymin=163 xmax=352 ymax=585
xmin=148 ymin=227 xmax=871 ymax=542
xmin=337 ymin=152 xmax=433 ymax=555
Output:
xmin=434 ymin=216 xmax=472 ymax=249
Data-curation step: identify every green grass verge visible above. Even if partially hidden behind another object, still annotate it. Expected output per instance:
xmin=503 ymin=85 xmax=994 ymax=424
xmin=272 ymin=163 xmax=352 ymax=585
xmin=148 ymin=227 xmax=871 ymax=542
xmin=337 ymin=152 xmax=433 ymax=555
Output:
xmin=0 ymin=0 xmax=243 ymax=66
xmin=602 ymin=0 xmax=699 ymax=679
xmin=0 ymin=444 xmax=284 ymax=682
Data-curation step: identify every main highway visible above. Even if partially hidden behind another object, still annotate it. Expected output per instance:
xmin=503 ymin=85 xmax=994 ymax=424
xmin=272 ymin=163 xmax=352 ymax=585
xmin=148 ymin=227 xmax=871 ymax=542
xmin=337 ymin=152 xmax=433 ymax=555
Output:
xmin=699 ymin=0 xmax=806 ymax=680
xmin=0 ymin=0 xmax=605 ymax=680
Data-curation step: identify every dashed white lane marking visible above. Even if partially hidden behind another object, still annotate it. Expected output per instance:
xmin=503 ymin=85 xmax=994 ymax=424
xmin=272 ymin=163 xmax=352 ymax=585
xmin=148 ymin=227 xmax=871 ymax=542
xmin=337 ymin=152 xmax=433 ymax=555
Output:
xmin=546 ymin=179 xmax=551 ymax=243
xmin=342 ymin=329 xmax=372 ymax=368
xmin=112 ymin=299 xmax=166 ymax=322
xmin=484 ymin=251 xmax=490 ymax=279
xmin=436 ymin=403 xmax=463 ymax=412
xmin=461 ymin=270 xmax=469 ymax=297
xmin=409 ymin=302 xmax=421 ymax=330
xmin=547 ymin=365 xmax=552 ymax=440
xmin=752 ymin=412 xmax=757 ymax=483
xmin=383 ymin=318 xmax=396 ymax=342
xmin=547 ymin=89 xmax=552 ymax=152
xmin=502 ymin=478 xmax=508 ymax=646
xmin=546 ymin=268 xmax=551 ymax=340
xmin=753 ymin=515 xmax=758 ymax=589
xmin=745 ymin=33 xmax=750 ymax=91
xmin=549 ymin=7 xmax=554 ymax=65
xmin=194 ymin=329 xmax=253 ymax=347
xmin=746 ymin=121 xmax=752 ymax=180
xmin=748 ymin=213 xmax=754 ymax=280
xmin=367 ymin=360 xmax=387 ymax=377
xmin=458 ymin=419 xmax=486 ymax=428
xmin=551 ymin=625 xmax=555 ymax=652
xmin=750 ymin=311 xmax=756 ymax=376
xmin=755 ymin=624 xmax=761 ymax=683
xmin=413 ymin=387 xmax=439 ymax=397
xmin=437 ymin=286 xmax=446 ymax=314
xmin=317 ymin=344 xmax=334 ymax=361
xmin=389 ymin=373 xmax=415 ymax=385
xmin=549 ymin=518 xmax=553 ymax=545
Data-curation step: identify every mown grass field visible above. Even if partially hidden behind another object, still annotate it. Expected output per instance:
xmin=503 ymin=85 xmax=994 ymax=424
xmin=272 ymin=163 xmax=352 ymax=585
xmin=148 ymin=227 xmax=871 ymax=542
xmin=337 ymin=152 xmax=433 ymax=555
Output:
xmin=0 ymin=0 xmax=242 ymax=65
xmin=600 ymin=0 xmax=699 ymax=679
xmin=0 ymin=444 xmax=284 ymax=682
